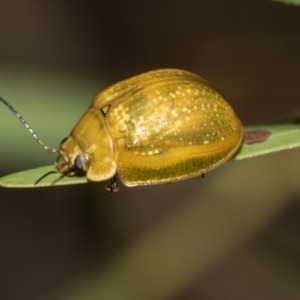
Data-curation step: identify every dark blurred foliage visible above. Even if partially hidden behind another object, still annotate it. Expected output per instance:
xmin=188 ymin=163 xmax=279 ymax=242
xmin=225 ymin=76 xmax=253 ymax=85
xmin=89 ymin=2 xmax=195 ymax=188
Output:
xmin=1 ymin=1 xmax=300 ymax=299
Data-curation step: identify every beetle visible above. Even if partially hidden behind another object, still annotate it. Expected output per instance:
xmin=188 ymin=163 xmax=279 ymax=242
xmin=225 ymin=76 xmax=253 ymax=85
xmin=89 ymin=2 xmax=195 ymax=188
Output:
xmin=0 ymin=69 xmax=243 ymax=192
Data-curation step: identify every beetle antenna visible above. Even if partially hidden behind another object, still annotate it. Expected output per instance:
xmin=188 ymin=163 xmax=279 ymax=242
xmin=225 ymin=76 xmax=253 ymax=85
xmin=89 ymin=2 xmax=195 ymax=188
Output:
xmin=0 ymin=96 xmax=58 ymax=153
xmin=34 ymin=170 xmax=60 ymax=185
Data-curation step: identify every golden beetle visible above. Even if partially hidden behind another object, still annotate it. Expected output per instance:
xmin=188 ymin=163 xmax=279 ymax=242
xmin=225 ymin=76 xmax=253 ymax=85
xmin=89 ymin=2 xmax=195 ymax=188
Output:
xmin=1 ymin=69 xmax=243 ymax=192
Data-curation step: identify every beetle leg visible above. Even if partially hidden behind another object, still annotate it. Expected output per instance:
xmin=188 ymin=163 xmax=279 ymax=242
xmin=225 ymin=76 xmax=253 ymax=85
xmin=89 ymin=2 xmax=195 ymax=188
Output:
xmin=201 ymin=173 xmax=205 ymax=179
xmin=105 ymin=176 xmax=119 ymax=193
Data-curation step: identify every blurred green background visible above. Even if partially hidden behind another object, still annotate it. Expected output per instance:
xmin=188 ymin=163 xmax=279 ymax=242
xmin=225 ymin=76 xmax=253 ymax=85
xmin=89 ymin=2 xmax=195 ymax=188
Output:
xmin=1 ymin=1 xmax=300 ymax=299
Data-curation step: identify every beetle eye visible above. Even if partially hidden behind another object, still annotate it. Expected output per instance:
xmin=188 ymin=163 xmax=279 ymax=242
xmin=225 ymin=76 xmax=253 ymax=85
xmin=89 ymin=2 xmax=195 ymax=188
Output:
xmin=74 ymin=156 xmax=85 ymax=173
xmin=60 ymin=137 xmax=68 ymax=145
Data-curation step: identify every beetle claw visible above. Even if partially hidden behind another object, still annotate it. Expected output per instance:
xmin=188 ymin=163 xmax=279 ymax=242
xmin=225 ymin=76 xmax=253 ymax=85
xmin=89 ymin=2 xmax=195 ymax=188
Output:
xmin=105 ymin=176 xmax=119 ymax=193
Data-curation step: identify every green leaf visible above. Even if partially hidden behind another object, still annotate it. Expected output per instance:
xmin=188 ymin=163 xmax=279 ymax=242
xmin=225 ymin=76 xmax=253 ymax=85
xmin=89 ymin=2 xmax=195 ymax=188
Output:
xmin=0 ymin=166 xmax=88 ymax=188
xmin=273 ymin=0 xmax=300 ymax=5
xmin=234 ymin=118 xmax=300 ymax=160
xmin=0 ymin=119 xmax=300 ymax=188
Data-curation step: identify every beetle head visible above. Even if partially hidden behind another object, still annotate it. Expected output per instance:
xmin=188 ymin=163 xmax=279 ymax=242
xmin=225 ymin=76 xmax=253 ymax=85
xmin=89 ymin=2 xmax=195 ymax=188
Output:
xmin=56 ymin=135 xmax=89 ymax=176
xmin=34 ymin=136 xmax=89 ymax=185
